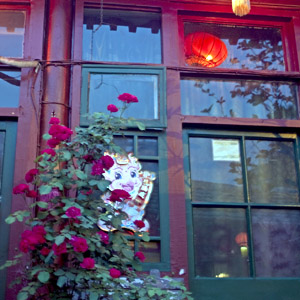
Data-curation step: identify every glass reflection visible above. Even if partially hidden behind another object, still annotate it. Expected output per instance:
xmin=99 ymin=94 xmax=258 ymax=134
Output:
xmin=0 ymin=132 xmax=4 ymax=194
xmin=83 ymin=9 xmax=161 ymax=64
xmin=193 ymin=207 xmax=249 ymax=277
xmin=138 ymin=137 xmax=158 ymax=156
xmin=252 ymin=209 xmax=300 ymax=277
xmin=184 ymin=23 xmax=284 ymax=70
xmin=0 ymin=11 xmax=25 ymax=57
xmin=245 ymin=139 xmax=299 ymax=204
xmin=88 ymin=73 xmax=159 ymax=120
xmin=189 ymin=137 xmax=244 ymax=203
xmin=181 ymin=78 xmax=298 ymax=120
xmin=0 ymin=71 xmax=20 ymax=107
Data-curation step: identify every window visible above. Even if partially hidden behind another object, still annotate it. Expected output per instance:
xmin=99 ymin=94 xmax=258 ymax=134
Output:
xmin=0 ymin=69 xmax=21 ymax=108
xmin=83 ymin=8 xmax=161 ymax=64
xmin=113 ymin=132 xmax=170 ymax=270
xmin=80 ymin=65 xmax=166 ymax=128
xmin=0 ymin=121 xmax=17 ymax=300
xmin=81 ymin=7 xmax=168 ymax=270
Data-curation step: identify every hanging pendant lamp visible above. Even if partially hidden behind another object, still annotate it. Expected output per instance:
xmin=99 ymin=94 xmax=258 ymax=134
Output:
xmin=184 ymin=32 xmax=228 ymax=68
xmin=232 ymin=0 xmax=251 ymax=17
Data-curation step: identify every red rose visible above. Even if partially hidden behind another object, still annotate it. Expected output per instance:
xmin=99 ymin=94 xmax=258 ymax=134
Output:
xmin=80 ymin=257 xmax=95 ymax=269
xmin=107 ymin=104 xmax=119 ymax=113
xmin=83 ymin=154 xmax=94 ymax=163
xmin=66 ymin=207 xmax=81 ymax=218
xmin=70 ymin=236 xmax=88 ymax=253
xmin=19 ymin=230 xmax=45 ymax=253
xmin=80 ymin=189 xmax=93 ymax=195
xmin=91 ymin=160 xmax=104 ymax=176
xmin=32 ymin=225 xmax=46 ymax=236
xmin=109 ymin=189 xmax=131 ymax=202
xmin=47 ymin=138 xmax=60 ymax=148
xmin=26 ymin=190 xmax=38 ymax=198
xmin=97 ymin=231 xmax=109 ymax=245
xmin=25 ymin=168 xmax=39 ymax=183
xmin=134 ymin=251 xmax=146 ymax=262
xmin=100 ymin=155 xmax=114 ymax=170
xmin=52 ymin=242 xmax=67 ymax=255
xmin=109 ymin=268 xmax=121 ymax=278
xmin=49 ymin=117 xmax=60 ymax=125
xmin=134 ymin=220 xmax=145 ymax=229
xmin=41 ymin=148 xmax=56 ymax=157
xmin=118 ymin=93 xmax=139 ymax=103
xmin=13 ymin=184 xmax=30 ymax=194
xmin=41 ymin=247 xmax=51 ymax=256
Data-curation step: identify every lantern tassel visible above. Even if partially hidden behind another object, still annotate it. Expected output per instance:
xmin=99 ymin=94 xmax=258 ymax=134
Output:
xmin=232 ymin=0 xmax=251 ymax=17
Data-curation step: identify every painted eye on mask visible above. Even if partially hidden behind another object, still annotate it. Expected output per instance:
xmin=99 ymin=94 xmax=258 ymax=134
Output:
xmin=130 ymin=171 xmax=137 ymax=178
xmin=115 ymin=172 xmax=122 ymax=180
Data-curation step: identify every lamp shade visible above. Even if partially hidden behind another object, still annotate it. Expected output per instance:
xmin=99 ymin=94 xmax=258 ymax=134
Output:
xmin=232 ymin=0 xmax=251 ymax=17
xmin=184 ymin=32 xmax=228 ymax=68
xmin=235 ymin=232 xmax=248 ymax=247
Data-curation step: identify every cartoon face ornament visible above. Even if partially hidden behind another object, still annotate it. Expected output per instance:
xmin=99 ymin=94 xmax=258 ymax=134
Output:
xmin=98 ymin=152 xmax=156 ymax=232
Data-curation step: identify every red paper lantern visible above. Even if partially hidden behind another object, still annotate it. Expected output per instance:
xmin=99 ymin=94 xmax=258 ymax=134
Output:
xmin=184 ymin=32 xmax=228 ymax=68
xmin=235 ymin=232 xmax=248 ymax=247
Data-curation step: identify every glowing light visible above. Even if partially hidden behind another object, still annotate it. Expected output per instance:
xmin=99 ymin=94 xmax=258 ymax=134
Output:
xmin=206 ymin=55 xmax=213 ymax=61
xmin=232 ymin=0 xmax=251 ymax=17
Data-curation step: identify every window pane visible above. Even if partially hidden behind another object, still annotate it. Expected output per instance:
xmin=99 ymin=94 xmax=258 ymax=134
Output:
xmin=113 ymin=136 xmax=134 ymax=153
xmin=246 ymin=139 xmax=299 ymax=204
xmin=139 ymin=241 xmax=161 ymax=263
xmin=193 ymin=207 xmax=249 ymax=277
xmin=252 ymin=209 xmax=300 ymax=277
xmin=88 ymin=73 xmax=159 ymax=120
xmin=142 ymin=161 xmax=160 ymax=236
xmin=181 ymin=78 xmax=298 ymax=120
xmin=83 ymin=9 xmax=161 ymax=63
xmin=184 ymin=23 xmax=284 ymax=70
xmin=0 ymin=11 xmax=25 ymax=57
xmin=138 ymin=137 xmax=158 ymax=156
xmin=0 ymin=132 xmax=4 ymax=194
xmin=189 ymin=137 xmax=244 ymax=203
xmin=0 ymin=70 xmax=21 ymax=107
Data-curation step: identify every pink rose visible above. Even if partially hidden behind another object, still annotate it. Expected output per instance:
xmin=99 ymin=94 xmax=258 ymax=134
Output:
xmin=66 ymin=207 xmax=81 ymax=218
xmin=118 ymin=93 xmax=138 ymax=103
xmin=26 ymin=190 xmax=38 ymax=198
xmin=109 ymin=189 xmax=131 ymax=202
xmin=80 ymin=257 xmax=95 ymax=269
xmin=134 ymin=251 xmax=146 ymax=262
xmin=134 ymin=220 xmax=145 ymax=229
xmin=70 ymin=236 xmax=88 ymax=253
xmin=13 ymin=184 xmax=30 ymax=194
xmin=97 ymin=231 xmax=109 ymax=245
xmin=109 ymin=268 xmax=121 ymax=278
xmin=107 ymin=104 xmax=119 ymax=113
xmin=100 ymin=155 xmax=114 ymax=170
xmin=49 ymin=117 xmax=60 ymax=125
xmin=25 ymin=168 xmax=39 ymax=183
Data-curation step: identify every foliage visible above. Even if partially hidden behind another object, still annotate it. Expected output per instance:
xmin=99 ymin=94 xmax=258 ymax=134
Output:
xmin=1 ymin=96 xmax=192 ymax=300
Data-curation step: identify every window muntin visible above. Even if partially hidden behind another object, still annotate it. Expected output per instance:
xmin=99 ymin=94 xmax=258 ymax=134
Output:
xmin=0 ymin=131 xmax=4 ymax=194
xmin=81 ymin=66 xmax=166 ymax=128
xmin=0 ymin=10 xmax=25 ymax=58
xmin=184 ymin=22 xmax=285 ymax=71
xmin=0 ymin=70 xmax=21 ymax=107
xmin=181 ymin=77 xmax=298 ymax=120
xmin=83 ymin=8 xmax=161 ymax=64
xmin=186 ymin=132 xmax=300 ymax=278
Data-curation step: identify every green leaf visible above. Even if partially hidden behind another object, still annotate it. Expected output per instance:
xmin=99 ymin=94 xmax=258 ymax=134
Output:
xmin=141 ymin=232 xmax=150 ymax=242
xmin=75 ymin=169 xmax=87 ymax=180
xmin=39 ymin=185 xmax=52 ymax=195
xmin=122 ymin=248 xmax=133 ymax=259
xmin=89 ymin=292 xmax=99 ymax=300
xmin=52 ymin=181 xmax=64 ymax=191
xmin=148 ymin=290 xmax=156 ymax=297
xmin=97 ymin=180 xmax=111 ymax=192
xmin=62 ymin=150 xmax=72 ymax=161
xmin=17 ymin=292 xmax=29 ymax=300
xmin=54 ymin=269 xmax=65 ymax=276
xmin=55 ymin=235 xmax=65 ymax=245
xmin=42 ymin=133 xmax=52 ymax=140
xmin=5 ymin=216 xmax=16 ymax=224
xmin=37 ymin=211 xmax=49 ymax=220
xmin=37 ymin=271 xmax=50 ymax=283
xmin=36 ymin=201 xmax=48 ymax=209
xmin=57 ymin=276 xmax=68 ymax=288
xmin=88 ymin=180 xmax=99 ymax=186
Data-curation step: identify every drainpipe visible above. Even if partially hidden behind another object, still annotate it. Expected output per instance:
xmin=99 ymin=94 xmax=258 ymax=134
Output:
xmin=40 ymin=0 xmax=73 ymax=148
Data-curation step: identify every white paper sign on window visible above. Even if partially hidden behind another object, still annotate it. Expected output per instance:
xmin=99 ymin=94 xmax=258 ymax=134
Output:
xmin=212 ymin=139 xmax=240 ymax=161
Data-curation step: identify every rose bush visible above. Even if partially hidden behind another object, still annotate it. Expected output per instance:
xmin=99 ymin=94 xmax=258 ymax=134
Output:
xmin=1 ymin=94 xmax=192 ymax=300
